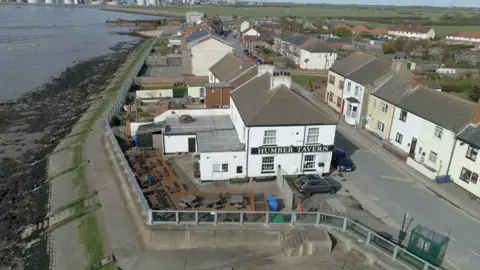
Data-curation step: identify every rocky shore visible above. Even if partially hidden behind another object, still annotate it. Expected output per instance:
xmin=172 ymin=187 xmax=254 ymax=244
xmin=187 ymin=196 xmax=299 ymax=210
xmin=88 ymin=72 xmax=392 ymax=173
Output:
xmin=0 ymin=38 xmax=143 ymax=269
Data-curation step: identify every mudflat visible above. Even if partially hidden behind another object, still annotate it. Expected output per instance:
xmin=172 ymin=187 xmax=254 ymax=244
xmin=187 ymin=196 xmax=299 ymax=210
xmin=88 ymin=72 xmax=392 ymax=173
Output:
xmin=0 ymin=39 xmax=143 ymax=269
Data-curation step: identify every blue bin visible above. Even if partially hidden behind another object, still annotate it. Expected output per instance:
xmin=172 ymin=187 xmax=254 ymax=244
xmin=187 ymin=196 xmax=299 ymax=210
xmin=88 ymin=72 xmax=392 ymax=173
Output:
xmin=267 ymin=195 xmax=278 ymax=211
xmin=435 ymin=175 xmax=452 ymax=184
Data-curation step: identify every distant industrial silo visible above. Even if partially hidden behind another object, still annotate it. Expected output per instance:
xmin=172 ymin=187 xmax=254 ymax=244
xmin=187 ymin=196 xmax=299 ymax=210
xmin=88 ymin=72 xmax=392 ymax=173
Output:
xmin=64 ymin=0 xmax=73 ymax=4
xmin=45 ymin=0 xmax=54 ymax=3
xmin=137 ymin=0 xmax=146 ymax=5
xmin=27 ymin=0 xmax=39 ymax=3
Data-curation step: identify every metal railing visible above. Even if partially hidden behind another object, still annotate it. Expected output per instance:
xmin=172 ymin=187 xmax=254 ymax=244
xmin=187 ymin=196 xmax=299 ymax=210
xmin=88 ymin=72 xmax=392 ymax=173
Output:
xmin=101 ymin=36 xmax=438 ymax=270
xmin=149 ymin=209 xmax=437 ymax=270
xmin=104 ymin=37 xmax=157 ymax=215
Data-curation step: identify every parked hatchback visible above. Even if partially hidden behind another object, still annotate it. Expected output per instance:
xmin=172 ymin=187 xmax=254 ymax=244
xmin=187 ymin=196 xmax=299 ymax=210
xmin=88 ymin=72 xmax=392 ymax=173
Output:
xmin=295 ymin=174 xmax=342 ymax=196
xmin=331 ymin=148 xmax=356 ymax=172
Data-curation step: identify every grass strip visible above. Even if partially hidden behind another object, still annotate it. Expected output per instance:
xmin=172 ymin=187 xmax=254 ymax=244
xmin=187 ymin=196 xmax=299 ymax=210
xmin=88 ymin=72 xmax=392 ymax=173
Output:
xmin=69 ymin=38 xmax=154 ymax=270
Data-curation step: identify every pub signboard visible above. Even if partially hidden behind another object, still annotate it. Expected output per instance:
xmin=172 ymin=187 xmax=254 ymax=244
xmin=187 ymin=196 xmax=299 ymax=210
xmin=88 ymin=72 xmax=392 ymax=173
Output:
xmin=250 ymin=145 xmax=334 ymax=155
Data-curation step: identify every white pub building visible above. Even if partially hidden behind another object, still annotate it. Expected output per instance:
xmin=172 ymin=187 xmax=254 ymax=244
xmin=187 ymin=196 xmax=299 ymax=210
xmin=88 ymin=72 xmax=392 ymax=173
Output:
xmin=156 ymin=64 xmax=337 ymax=181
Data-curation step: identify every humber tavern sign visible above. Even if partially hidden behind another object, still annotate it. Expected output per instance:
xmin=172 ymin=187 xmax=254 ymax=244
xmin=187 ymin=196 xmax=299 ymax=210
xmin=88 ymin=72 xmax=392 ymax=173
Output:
xmin=250 ymin=145 xmax=335 ymax=155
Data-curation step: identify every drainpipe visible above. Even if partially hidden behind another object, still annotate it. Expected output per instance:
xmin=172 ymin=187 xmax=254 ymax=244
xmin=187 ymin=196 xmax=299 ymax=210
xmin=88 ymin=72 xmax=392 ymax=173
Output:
xmin=246 ymin=127 xmax=250 ymax=181
xmin=445 ymin=137 xmax=458 ymax=177
xmin=301 ymin=126 xmax=307 ymax=174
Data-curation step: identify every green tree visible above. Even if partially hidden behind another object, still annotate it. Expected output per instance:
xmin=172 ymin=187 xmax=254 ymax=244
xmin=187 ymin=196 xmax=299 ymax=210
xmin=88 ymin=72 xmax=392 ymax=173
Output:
xmin=335 ymin=27 xmax=352 ymax=37
xmin=265 ymin=37 xmax=274 ymax=46
xmin=468 ymin=80 xmax=480 ymax=102
xmin=304 ymin=58 xmax=309 ymax=69
xmin=382 ymin=41 xmax=396 ymax=54
xmin=394 ymin=37 xmax=406 ymax=52
xmin=403 ymin=40 xmax=417 ymax=55
xmin=441 ymin=47 xmax=455 ymax=64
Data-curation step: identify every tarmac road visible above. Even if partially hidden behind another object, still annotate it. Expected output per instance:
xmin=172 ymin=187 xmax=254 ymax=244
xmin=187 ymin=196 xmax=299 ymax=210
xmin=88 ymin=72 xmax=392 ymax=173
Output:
xmin=292 ymin=81 xmax=480 ymax=270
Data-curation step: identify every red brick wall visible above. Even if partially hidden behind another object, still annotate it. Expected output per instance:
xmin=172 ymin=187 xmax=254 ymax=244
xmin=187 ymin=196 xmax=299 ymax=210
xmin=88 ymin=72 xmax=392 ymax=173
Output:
xmin=205 ymin=87 xmax=232 ymax=108
xmin=473 ymin=99 xmax=480 ymax=124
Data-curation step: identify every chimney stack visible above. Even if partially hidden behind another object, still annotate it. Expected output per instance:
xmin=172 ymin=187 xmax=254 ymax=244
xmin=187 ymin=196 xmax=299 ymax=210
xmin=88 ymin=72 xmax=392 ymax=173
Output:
xmin=472 ymin=98 xmax=480 ymax=124
xmin=391 ymin=55 xmax=408 ymax=74
xmin=258 ymin=61 xmax=275 ymax=76
xmin=411 ymin=72 xmax=428 ymax=89
xmin=270 ymin=71 xmax=291 ymax=90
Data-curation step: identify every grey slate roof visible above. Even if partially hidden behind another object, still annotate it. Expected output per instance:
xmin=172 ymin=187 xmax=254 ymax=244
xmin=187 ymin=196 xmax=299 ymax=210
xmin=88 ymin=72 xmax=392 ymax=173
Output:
xmin=186 ymin=29 xmax=208 ymax=42
xmin=457 ymin=124 xmax=480 ymax=148
xmin=230 ymin=73 xmax=335 ymax=126
xmin=371 ymin=72 xmax=414 ymax=105
xmin=279 ymin=30 xmax=309 ymax=46
xmin=187 ymin=32 xmax=231 ymax=47
xmin=396 ymin=88 xmax=476 ymax=132
xmin=230 ymin=65 xmax=258 ymax=88
xmin=347 ymin=55 xmax=393 ymax=85
xmin=301 ymin=40 xmax=335 ymax=53
xmin=329 ymin=52 xmax=375 ymax=77
xmin=373 ymin=72 xmax=476 ymax=132
xmin=208 ymin=53 xmax=254 ymax=83
xmin=205 ymin=82 xmax=232 ymax=88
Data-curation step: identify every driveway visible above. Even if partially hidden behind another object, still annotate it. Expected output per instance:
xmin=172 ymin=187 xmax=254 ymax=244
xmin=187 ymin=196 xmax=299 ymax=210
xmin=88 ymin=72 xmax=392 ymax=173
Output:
xmin=291 ymin=81 xmax=480 ymax=270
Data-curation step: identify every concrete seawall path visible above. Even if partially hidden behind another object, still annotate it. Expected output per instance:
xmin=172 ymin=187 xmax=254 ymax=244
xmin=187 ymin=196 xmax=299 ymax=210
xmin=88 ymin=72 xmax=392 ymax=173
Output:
xmin=46 ymin=40 xmax=147 ymax=270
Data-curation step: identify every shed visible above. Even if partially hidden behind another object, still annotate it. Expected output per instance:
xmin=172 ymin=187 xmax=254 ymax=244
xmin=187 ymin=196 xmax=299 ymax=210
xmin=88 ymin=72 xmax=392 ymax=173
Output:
xmin=135 ymin=123 xmax=164 ymax=149
xmin=407 ymin=225 xmax=449 ymax=266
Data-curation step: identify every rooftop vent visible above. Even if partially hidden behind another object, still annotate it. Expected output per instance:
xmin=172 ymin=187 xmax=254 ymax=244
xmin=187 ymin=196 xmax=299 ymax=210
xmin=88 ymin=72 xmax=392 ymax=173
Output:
xmin=179 ymin=114 xmax=196 ymax=124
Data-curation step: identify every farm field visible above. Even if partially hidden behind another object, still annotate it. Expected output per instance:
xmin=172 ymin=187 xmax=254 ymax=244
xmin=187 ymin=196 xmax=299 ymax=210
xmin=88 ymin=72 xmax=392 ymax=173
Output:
xmin=133 ymin=5 xmax=458 ymax=19
xmin=365 ymin=23 xmax=480 ymax=36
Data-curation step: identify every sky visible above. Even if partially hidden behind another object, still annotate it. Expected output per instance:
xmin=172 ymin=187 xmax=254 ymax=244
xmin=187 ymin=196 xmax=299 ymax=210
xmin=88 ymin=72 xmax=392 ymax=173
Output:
xmin=261 ymin=0 xmax=479 ymax=8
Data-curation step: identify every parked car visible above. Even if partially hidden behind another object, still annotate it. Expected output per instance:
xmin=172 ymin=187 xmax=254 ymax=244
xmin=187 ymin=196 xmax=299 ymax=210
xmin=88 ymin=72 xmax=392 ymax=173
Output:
xmin=255 ymin=59 xmax=263 ymax=65
xmin=295 ymin=174 xmax=341 ymax=196
xmin=331 ymin=148 xmax=355 ymax=172
xmin=243 ymin=49 xmax=249 ymax=55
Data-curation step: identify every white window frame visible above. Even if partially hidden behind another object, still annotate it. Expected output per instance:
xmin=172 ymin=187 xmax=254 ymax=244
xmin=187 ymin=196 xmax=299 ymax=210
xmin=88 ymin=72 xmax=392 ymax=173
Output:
xmin=380 ymin=102 xmax=388 ymax=113
xmin=263 ymin=130 xmax=277 ymax=145
xmin=395 ymin=133 xmax=403 ymax=144
xmin=434 ymin=126 xmax=443 ymax=139
xmin=213 ymin=163 xmax=228 ymax=173
xmin=199 ymin=87 xmax=205 ymax=97
xmin=346 ymin=82 xmax=351 ymax=92
xmin=377 ymin=121 xmax=384 ymax=132
xmin=428 ymin=151 xmax=438 ymax=164
xmin=306 ymin=127 xmax=319 ymax=144
xmin=303 ymin=154 xmax=317 ymax=171
xmin=460 ymin=167 xmax=478 ymax=184
xmin=261 ymin=156 xmax=275 ymax=173
xmin=354 ymin=85 xmax=360 ymax=97
xmin=466 ymin=145 xmax=479 ymax=162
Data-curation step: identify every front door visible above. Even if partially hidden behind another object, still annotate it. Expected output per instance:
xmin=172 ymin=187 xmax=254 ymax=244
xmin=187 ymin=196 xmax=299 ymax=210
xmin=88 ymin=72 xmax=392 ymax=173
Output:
xmin=188 ymin=137 xmax=196 ymax=153
xmin=409 ymin=138 xmax=417 ymax=158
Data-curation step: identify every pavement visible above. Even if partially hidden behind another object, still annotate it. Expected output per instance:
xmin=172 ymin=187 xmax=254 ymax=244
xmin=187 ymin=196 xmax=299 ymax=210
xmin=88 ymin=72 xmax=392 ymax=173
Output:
xmin=292 ymin=80 xmax=480 ymax=270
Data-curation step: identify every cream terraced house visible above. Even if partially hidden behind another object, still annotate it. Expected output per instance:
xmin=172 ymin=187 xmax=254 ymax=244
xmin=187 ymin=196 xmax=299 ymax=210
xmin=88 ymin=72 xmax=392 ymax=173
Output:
xmin=367 ymin=60 xmax=412 ymax=139
xmin=325 ymin=52 xmax=377 ymax=113
xmin=450 ymin=119 xmax=480 ymax=198
xmin=378 ymin=73 xmax=476 ymax=179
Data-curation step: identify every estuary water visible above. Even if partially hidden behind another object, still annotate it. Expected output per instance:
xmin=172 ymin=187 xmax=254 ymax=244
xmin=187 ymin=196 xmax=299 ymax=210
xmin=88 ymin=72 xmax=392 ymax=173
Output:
xmin=0 ymin=5 xmax=161 ymax=100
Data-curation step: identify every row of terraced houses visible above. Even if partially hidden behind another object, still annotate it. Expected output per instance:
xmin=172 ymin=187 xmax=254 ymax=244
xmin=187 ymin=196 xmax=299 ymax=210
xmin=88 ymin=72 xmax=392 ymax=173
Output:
xmin=325 ymin=52 xmax=480 ymax=198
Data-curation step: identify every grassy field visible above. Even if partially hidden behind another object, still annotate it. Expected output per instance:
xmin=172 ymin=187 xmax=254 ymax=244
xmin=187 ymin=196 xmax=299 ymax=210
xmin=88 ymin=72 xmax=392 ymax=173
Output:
xmin=132 ymin=5 xmax=456 ymax=19
xmin=365 ymin=23 xmax=480 ymax=36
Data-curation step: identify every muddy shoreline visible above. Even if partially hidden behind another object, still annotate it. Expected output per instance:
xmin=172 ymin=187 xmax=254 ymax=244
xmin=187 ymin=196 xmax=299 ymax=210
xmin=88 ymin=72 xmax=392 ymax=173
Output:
xmin=0 ymin=38 xmax=143 ymax=269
